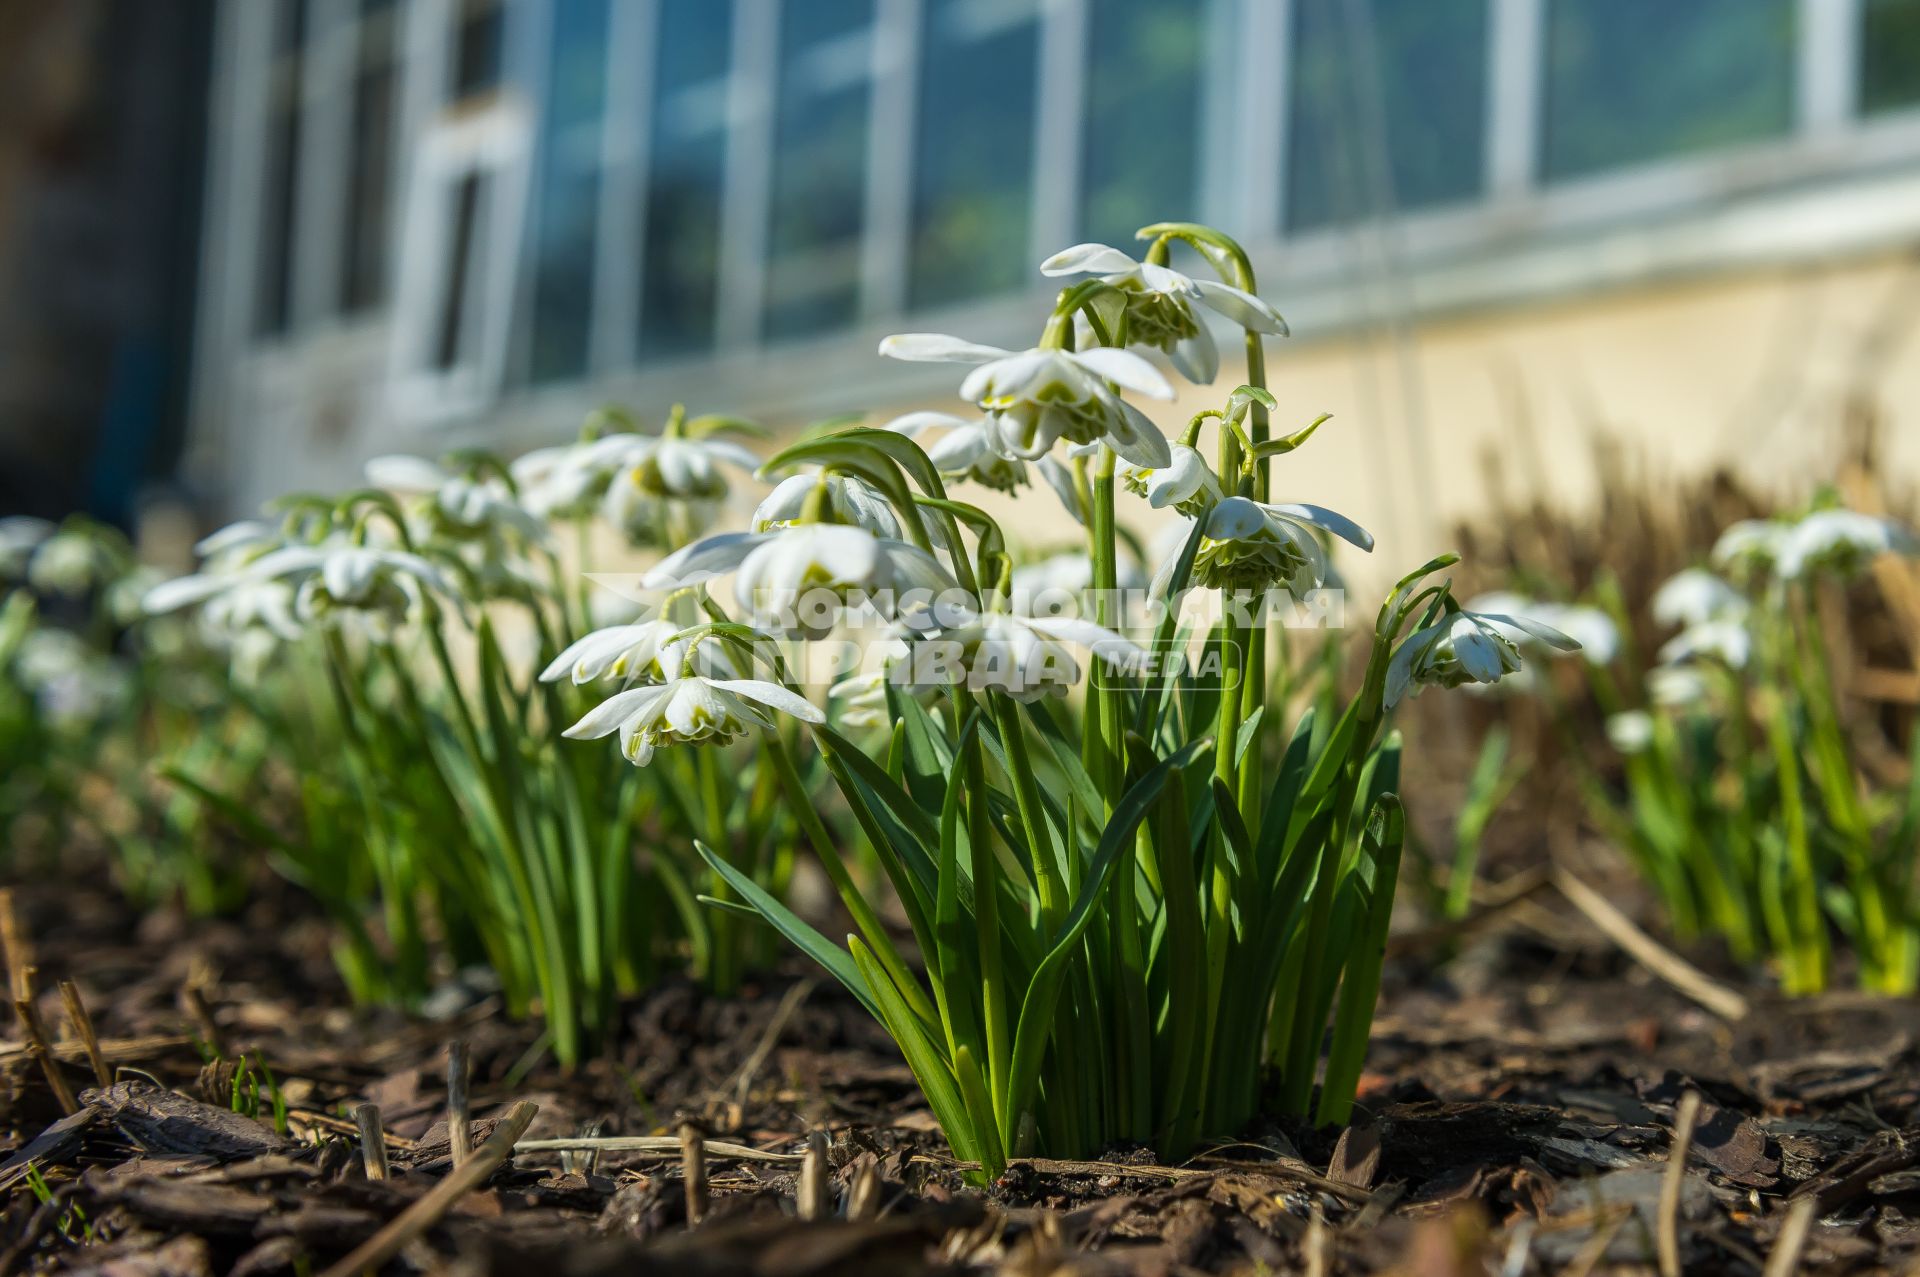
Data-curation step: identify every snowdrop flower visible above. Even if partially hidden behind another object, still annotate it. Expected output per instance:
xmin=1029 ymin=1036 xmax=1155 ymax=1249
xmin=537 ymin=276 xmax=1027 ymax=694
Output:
xmin=0 ymin=516 xmax=53 ymax=578
xmin=884 ymin=411 xmax=1029 ymax=494
xmin=1776 ymin=509 xmax=1919 ymax=580
xmin=26 ymin=526 xmax=126 ymax=596
xmin=601 ymin=433 xmax=761 ymax=545
xmin=891 ymin=606 xmax=1144 ymax=703
xmin=1039 ymin=243 xmax=1287 ymax=384
xmin=878 ymin=334 xmax=1174 ymax=468
xmin=1658 ymin=619 xmax=1750 ymax=669
xmin=1652 ymin=568 xmax=1748 ymax=629
xmin=1386 ymin=608 xmax=1580 ymax=708
xmin=563 ymin=641 xmax=822 ymax=766
xmin=539 ymin=617 xmax=684 ymax=686
xmin=1466 ymin=593 xmax=1619 ymax=667
xmin=752 ymin=473 xmax=903 ymax=538
xmin=828 ymin=668 xmax=940 ymax=729
xmin=1607 ymin=710 xmax=1655 ymax=755
xmin=1118 ymin=444 xmax=1222 ymax=517
xmin=645 ymin=522 xmax=957 ymax=639
xmin=1011 ymin=550 xmax=1144 ymax=599
xmin=1711 ymin=519 xmax=1788 ymax=573
xmin=13 ymin=628 xmax=130 ymax=729
xmin=510 ymin=433 xmax=644 ymax=521
xmin=1170 ymin=495 xmax=1373 ymax=596
xmin=1649 ymin=665 xmax=1712 ymax=708
xmin=365 ymin=454 xmax=547 ymax=545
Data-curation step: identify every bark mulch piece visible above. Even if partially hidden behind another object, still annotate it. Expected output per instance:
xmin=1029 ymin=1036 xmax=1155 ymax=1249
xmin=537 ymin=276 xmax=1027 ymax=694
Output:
xmin=2 ymin=881 xmax=1917 ymax=1275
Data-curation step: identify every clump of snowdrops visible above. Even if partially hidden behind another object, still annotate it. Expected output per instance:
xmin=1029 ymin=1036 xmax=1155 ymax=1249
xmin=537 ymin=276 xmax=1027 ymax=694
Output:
xmin=554 ymin=224 xmax=1574 ymax=1174
xmin=1493 ymin=498 xmax=1920 ymax=995
xmin=141 ymin=418 xmax=804 ymax=1066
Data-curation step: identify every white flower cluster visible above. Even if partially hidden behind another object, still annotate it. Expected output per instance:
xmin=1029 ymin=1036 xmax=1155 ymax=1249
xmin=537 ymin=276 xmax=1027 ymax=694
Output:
xmin=1604 ymin=503 xmax=1919 ymax=750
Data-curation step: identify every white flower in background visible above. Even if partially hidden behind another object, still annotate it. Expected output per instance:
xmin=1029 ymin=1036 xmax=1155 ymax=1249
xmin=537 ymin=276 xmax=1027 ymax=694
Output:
xmin=645 ymin=522 xmax=958 ymax=639
xmin=828 ymin=668 xmax=940 ymax=729
xmin=563 ymin=641 xmax=822 ymax=766
xmin=1386 ymin=607 xmax=1581 ymax=708
xmin=510 ymin=433 xmax=644 ymax=520
xmin=1010 ymin=550 xmax=1145 ymax=600
xmin=597 ymin=433 xmax=761 ymax=544
xmin=752 ymin=473 xmax=902 ymax=538
xmin=105 ymin=565 xmax=169 ymax=627
xmin=1711 ymin=518 xmax=1788 ymax=573
xmin=1776 ymin=509 xmax=1919 ymax=580
xmin=878 ymin=334 xmax=1175 ymax=467
xmin=539 ymin=617 xmax=684 ymax=686
xmin=0 ymin=516 xmax=53 ymax=578
xmin=1649 ymin=665 xmax=1712 ymax=708
xmin=26 ymin=526 xmax=126 ymax=595
xmin=1607 ymin=710 xmax=1656 ymax=754
xmin=1169 ymin=495 xmax=1373 ymax=596
xmin=1039 ymin=243 xmax=1287 ymax=384
xmin=1118 ymin=443 xmax=1222 ymax=517
xmin=1465 ymin=592 xmax=1620 ymax=667
xmin=13 ymin=628 xmax=130 ymax=729
xmin=891 ymin=606 xmax=1144 ymax=703
xmin=1651 ymin=568 xmax=1748 ymax=629
xmin=1658 ymin=619 xmax=1751 ymax=669
xmin=884 ymin=411 xmax=1029 ymax=494
xmin=365 ymin=454 xmax=547 ymax=545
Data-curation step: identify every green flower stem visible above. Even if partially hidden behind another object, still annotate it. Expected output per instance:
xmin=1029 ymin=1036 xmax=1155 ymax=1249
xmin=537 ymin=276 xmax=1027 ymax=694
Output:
xmin=765 ymin=730 xmax=939 ymax=1029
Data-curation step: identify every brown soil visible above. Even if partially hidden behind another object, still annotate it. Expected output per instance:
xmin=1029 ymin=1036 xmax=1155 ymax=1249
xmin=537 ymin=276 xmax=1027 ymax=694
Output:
xmin=2 ymin=878 xmax=1915 ymax=1276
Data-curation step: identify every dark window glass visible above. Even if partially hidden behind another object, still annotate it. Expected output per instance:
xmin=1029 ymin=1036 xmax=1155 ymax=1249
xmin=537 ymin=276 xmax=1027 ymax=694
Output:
xmin=453 ymin=0 xmax=505 ymax=98
xmin=435 ymin=172 xmax=486 ymax=370
xmin=1862 ymin=0 xmax=1920 ymax=115
xmin=1287 ymin=0 xmax=1486 ymax=231
xmin=529 ymin=0 xmax=609 ymax=382
xmin=1081 ymin=0 xmax=1206 ymax=245
xmin=909 ymin=0 xmax=1039 ymax=311
xmin=256 ymin=0 xmax=307 ymax=336
xmin=639 ymin=0 xmax=731 ymax=360
xmin=765 ymin=0 xmax=873 ymax=340
xmin=1542 ymin=0 xmax=1794 ymax=181
xmin=341 ymin=0 xmax=401 ymax=312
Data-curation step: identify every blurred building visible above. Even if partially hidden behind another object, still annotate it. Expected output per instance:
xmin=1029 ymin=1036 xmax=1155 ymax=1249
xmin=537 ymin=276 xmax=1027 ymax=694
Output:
xmin=186 ymin=0 xmax=1920 ymax=566
xmin=0 ymin=1 xmax=212 ymax=528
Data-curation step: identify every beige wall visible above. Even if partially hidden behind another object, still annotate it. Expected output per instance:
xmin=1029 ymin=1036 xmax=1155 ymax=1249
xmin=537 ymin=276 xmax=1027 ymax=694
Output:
xmin=941 ymin=250 xmax=1920 ymax=595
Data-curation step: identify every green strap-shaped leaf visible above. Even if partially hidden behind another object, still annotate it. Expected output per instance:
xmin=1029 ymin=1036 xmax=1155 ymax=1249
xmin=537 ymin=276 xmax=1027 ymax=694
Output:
xmin=1002 ymin=738 xmax=1209 ymax=1148
xmin=694 ymin=840 xmax=879 ymax=1021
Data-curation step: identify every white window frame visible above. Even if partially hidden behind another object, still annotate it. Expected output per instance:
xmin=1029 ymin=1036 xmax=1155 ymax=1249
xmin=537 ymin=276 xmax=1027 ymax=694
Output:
xmin=387 ymin=98 xmax=534 ymax=422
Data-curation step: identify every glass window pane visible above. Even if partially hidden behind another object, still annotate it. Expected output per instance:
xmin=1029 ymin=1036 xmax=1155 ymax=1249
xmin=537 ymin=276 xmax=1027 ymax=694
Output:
xmin=1862 ymin=0 xmax=1920 ymax=115
xmin=765 ymin=0 xmax=873 ymax=340
xmin=453 ymin=0 xmax=506 ymax=99
xmin=1542 ymin=0 xmax=1794 ymax=182
xmin=909 ymin=0 xmax=1038 ymax=311
xmin=1286 ymin=0 xmax=1487 ymax=231
xmin=1081 ymin=0 xmax=1207 ymax=246
xmin=640 ymin=0 xmax=731 ymax=361
xmin=256 ymin=0 xmax=307 ymax=337
xmin=528 ymin=0 xmax=609 ymax=382
xmin=342 ymin=0 xmax=400 ymax=313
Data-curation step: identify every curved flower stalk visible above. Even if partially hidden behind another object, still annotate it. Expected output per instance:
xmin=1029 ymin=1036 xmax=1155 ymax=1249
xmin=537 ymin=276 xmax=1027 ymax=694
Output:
xmin=1039 ymin=242 xmax=1287 ymax=384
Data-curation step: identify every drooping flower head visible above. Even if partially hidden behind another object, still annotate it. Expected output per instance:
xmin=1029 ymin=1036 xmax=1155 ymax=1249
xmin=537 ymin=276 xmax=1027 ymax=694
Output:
xmin=878 ymin=334 xmax=1175 ymax=467
xmin=1179 ymin=496 xmax=1373 ymax=595
xmin=1039 ymin=243 xmax=1288 ymax=384
xmin=1651 ymin=568 xmax=1748 ymax=629
xmin=1386 ymin=606 xmax=1580 ymax=707
xmin=563 ymin=640 xmax=822 ymax=766
xmin=883 ymin=411 xmax=1029 ymax=494
xmin=1776 ymin=509 xmax=1919 ymax=581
